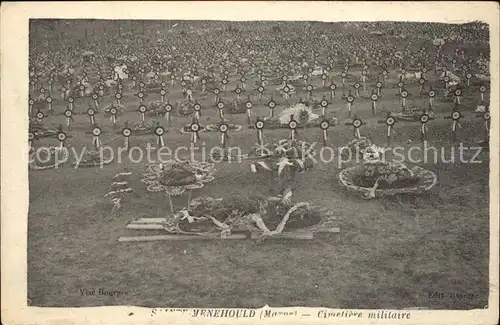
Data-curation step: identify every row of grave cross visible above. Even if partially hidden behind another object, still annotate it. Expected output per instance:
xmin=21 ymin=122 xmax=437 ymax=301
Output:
xmin=30 ymin=105 xmax=490 ymax=154
xmin=29 ymin=69 xmax=489 ymax=121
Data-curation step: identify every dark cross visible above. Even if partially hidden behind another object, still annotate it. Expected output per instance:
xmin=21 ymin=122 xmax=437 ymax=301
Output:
xmin=115 ymin=92 xmax=122 ymax=105
xmin=321 ymin=73 xmax=328 ymax=88
xmin=218 ymin=122 xmax=229 ymax=148
xmin=64 ymin=109 xmax=73 ymax=128
xmin=28 ymin=98 xmax=34 ymax=117
xmin=320 ymin=96 xmax=329 ymax=116
xmin=258 ymin=85 xmax=265 ymax=101
xmin=400 ymin=89 xmax=409 ymax=112
xmin=255 ymin=118 xmax=265 ymax=146
xmin=138 ymin=104 xmax=147 ymax=122
xmin=92 ymin=93 xmax=100 ymax=110
xmin=419 ymin=112 xmax=433 ymax=143
xmin=137 ymin=91 xmax=145 ymax=104
xmin=91 ymin=125 xmax=102 ymax=150
xmin=346 ymin=91 xmax=355 ymax=117
xmin=361 ymin=69 xmax=368 ymax=92
xmin=28 ymin=130 xmax=36 ymax=149
xmin=213 ymin=87 xmax=220 ymax=104
xmin=370 ymin=92 xmax=379 ymax=116
xmin=189 ymin=120 xmax=201 ymax=144
xmin=476 ymin=109 xmax=490 ymax=143
xmin=109 ymin=106 xmax=118 ymax=126
xmin=45 ymin=96 xmax=53 ymax=112
xmin=56 ymin=128 xmax=67 ymax=149
xmin=376 ymin=80 xmax=382 ymax=96
xmin=378 ymin=112 xmax=396 ymax=145
xmin=235 ymin=85 xmax=242 ymax=100
xmin=454 ymin=88 xmax=463 ymax=105
xmin=160 ymin=88 xmax=167 ymax=102
xmin=245 ymin=96 xmax=253 ymax=125
xmin=288 ymin=114 xmax=298 ymax=140
xmin=330 ymin=83 xmax=337 ymax=100
xmin=428 ymin=88 xmax=436 ymax=109
xmin=87 ymin=106 xmax=96 ymax=125
xmin=341 ymin=71 xmax=347 ymax=87
xmin=307 ymin=84 xmax=314 ymax=98
xmin=217 ymin=100 xmax=225 ymax=120
xmin=268 ymin=98 xmax=276 ymax=117
xmin=320 ymin=119 xmax=330 ymax=146
xmin=165 ymin=102 xmax=173 ymax=126
xmin=397 ymin=79 xmax=404 ymax=94
xmin=193 ymin=101 xmax=202 ymax=121
xmin=221 ymin=78 xmax=228 ymax=92
xmin=154 ymin=123 xmax=166 ymax=148
xmin=345 ymin=115 xmax=365 ymax=139
xmin=444 ymin=107 xmax=463 ymax=143
xmin=479 ymin=85 xmax=486 ymax=102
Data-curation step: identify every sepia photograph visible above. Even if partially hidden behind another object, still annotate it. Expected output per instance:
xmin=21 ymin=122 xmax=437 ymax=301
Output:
xmin=2 ymin=2 xmax=499 ymax=325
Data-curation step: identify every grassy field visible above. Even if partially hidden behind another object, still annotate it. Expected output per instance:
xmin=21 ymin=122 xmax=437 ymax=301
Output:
xmin=27 ymin=21 xmax=490 ymax=309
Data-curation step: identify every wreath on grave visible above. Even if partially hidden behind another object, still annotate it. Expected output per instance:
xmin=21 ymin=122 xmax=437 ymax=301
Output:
xmin=147 ymin=100 xmax=168 ymax=117
xmin=339 ymin=162 xmax=437 ymax=199
xmin=224 ymin=99 xmax=247 ymax=114
xmin=129 ymin=121 xmax=155 ymax=136
xmin=161 ymin=194 xmax=330 ymax=238
xmin=178 ymin=99 xmax=195 ymax=116
xmin=338 ymin=143 xmax=437 ymax=199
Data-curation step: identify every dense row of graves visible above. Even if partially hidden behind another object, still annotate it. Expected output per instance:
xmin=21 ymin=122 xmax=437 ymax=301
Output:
xmin=28 ymin=21 xmax=490 ymax=241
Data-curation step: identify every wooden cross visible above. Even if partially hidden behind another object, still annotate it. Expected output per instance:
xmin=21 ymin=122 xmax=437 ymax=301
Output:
xmin=245 ymin=96 xmax=253 ymax=125
xmin=87 ymin=106 xmax=96 ymax=125
xmin=444 ymin=107 xmax=463 ymax=143
xmin=346 ymin=92 xmax=355 ymax=117
xmin=345 ymin=115 xmax=365 ymax=139
xmin=255 ymin=119 xmax=264 ymax=146
xmin=378 ymin=112 xmax=396 ymax=145
xmin=320 ymin=119 xmax=330 ymax=146
xmin=138 ymin=104 xmax=147 ymax=122
xmin=288 ymin=114 xmax=298 ymax=140
xmin=268 ymin=98 xmax=276 ymax=117
xmin=154 ymin=123 xmax=166 ymax=148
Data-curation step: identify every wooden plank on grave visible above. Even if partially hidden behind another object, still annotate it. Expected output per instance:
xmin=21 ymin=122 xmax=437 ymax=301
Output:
xmin=249 ymin=232 xmax=314 ymax=240
xmin=126 ymin=224 xmax=164 ymax=230
xmin=118 ymin=233 xmax=248 ymax=242
xmin=131 ymin=218 xmax=167 ymax=224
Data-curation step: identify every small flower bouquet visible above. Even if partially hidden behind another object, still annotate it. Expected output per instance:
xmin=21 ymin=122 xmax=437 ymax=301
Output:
xmin=247 ymin=139 xmax=315 ymax=181
xmin=205 ymin=119 xmax=243 ymax=132
xmin=103 ymin=103 xmax=126 ymax=117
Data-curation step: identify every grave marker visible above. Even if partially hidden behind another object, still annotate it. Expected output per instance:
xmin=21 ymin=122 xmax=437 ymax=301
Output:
xmin=245 ymin=96 xmax=253 ymax=125
xmin=255 ymin=119 xmax=264 ymax=146
xmin=378 ymin=113 xmax=396 ymax=145
xmin=346 ymin=116 xmax=364 ymax=139
xmin=320 ymin=119 xmax=330 ymax=146
xmin=87 ymin=106 xmax=96 ymax=125
xmin=122 ymin=125 xmax=132 ymax=152
xmin=155 ymin=124 xmax=166 ymax=148
xmin=138 ymin=104 xmax=147 ymax=122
